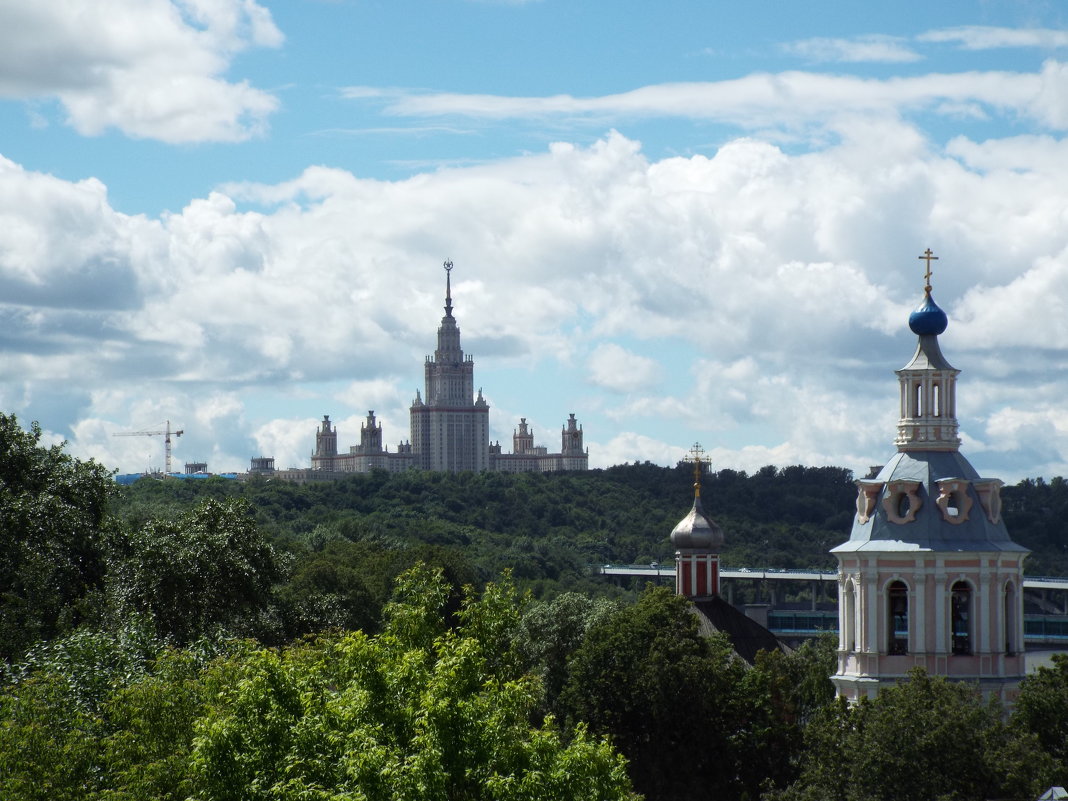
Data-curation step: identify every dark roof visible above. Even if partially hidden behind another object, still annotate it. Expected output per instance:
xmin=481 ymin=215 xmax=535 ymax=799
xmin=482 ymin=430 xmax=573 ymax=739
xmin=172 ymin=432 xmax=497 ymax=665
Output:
xmin=690 ymin=596 xmax=787 ymax=665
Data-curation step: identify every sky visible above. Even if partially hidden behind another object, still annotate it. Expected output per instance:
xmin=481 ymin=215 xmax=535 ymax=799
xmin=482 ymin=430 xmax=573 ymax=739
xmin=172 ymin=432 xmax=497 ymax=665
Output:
xmin=3 ymin=0 xmax=1068 ymax=483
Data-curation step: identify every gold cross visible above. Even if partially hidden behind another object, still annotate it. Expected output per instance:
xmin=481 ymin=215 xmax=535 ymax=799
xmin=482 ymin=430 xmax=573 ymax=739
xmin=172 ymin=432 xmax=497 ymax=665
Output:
xmin=687 ymin=442 xmax=705 ymax=496
xmin=918 ymin=248 xmax=938 ymax=291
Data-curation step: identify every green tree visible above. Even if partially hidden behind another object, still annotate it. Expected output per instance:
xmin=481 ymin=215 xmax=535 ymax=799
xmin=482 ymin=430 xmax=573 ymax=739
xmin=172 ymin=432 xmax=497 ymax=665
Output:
xmin=0 ymin=669 xmax=103 ymax=801
xmin=1013 ymin=652 xmax=1068 ymax=782
xmin=0 ymin=413 xmax=116 ymax=658
xmin=190 ymin=566 xmax=636 ymax=801
xmin=0 ymin=625 xmax=241 ymax=801
xmin=782 ymin=668 xmax=1054 ymax=801
xmin=734 ymin=635 xmax=838 ymax=793
xmin=109 ymin=498 xmax=282 ymax=643
xmin=515 ymin=591 xmax=618 ymax=719
xmin=559 ymin=586 xmax=751 ymax=801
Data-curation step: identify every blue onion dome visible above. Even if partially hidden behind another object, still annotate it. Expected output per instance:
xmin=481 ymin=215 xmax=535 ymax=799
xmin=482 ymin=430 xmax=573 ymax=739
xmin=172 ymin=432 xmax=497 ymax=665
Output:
xmin=909 ymin=289 xmax=948 ymax=336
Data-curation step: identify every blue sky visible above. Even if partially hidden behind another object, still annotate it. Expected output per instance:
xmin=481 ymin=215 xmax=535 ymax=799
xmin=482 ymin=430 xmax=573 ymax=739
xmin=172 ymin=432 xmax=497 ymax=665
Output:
xmin=3 ymin=0 xmax=1068 ymax=481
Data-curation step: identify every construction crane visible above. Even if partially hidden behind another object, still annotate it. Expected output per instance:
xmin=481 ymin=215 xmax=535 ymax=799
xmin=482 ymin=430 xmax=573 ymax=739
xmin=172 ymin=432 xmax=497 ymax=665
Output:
xmin=113 ymin=420 xmax=184 ymax=475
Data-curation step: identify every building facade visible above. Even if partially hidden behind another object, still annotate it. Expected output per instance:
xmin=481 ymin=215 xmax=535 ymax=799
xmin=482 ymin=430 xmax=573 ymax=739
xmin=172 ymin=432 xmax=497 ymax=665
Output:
xmin=309 ymin=412 xmax=413 ymax=473
xmin=832 ymin=253 xmax=1027 ymax=703
xmin=289 ymin=261 xmax=587 ymax=477
xmin=409 ymin=261 xmax=491 ymax=472
xmin=488 ymin=414 xmax=587 ymax=472
xmin=669 ymin=445 xmax=784 ymax=664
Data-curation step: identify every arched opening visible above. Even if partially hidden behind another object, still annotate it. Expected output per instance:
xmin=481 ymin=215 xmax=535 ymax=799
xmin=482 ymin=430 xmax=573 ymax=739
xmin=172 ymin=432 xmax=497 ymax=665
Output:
xmin=843 ymin=579 xmax=856 ymax=652
xmin=933 ymin=382 xmax=941 ymax=417
xmin=897 ymin=493 xmax=911 ymax=519
xmin=1005 ymin=582 xmax=1018 ymax=655
xmin=951 ymin=581 xmax=972 ymax=655
xmin=888 ymin=580 xmax=908 ymax=655
xmin=914 ymin=382 xmax=923 ymax=417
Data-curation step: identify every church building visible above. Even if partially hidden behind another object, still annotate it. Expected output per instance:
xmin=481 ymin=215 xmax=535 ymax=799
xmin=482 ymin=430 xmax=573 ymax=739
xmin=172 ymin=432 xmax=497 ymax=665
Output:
xmin=298 ymin=261 xmax=587 ymax=477
xmin=832 ymin=251 xmax=1027 ymax=702
xmin=670 ymin=445 xmax=784 ymax=664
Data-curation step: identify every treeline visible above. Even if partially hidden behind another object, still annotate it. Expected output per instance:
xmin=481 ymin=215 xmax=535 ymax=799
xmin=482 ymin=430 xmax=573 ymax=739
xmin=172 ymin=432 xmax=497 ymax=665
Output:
xmin=116 ymin=455 xmax=1068 ymax=585
xmin=115 ymin=459 xmax=857 ymax=593
xmin=4 ymin=411 xmax=1068 ymax=799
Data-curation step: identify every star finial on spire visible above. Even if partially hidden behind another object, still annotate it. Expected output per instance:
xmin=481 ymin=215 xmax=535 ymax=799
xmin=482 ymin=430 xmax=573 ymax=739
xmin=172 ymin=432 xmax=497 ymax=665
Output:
xmin=443 ymin=259 xmax=454 ymax=316
xmin=687 ymin=441 xmax=705 ymax=498
xmin=918 ymin=248 xmax=938 ymax=293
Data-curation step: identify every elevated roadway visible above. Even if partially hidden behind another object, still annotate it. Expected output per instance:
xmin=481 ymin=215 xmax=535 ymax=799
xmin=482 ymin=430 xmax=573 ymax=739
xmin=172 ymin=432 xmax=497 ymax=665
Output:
xmin=596 ymin=564 xmax=1068 ymax=645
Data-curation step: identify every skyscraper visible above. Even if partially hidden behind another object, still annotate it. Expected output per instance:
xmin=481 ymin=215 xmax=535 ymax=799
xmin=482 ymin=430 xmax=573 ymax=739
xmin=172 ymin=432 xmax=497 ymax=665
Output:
xmin=293 ymin=260 xmax=586 ymax=477
xmin=410 ymin=260 xmax=491 ymax=471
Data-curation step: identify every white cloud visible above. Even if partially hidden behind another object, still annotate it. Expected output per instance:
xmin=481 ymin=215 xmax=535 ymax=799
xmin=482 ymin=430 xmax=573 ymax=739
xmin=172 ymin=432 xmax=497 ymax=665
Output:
xmin=0 ymin=0 xmax=282 ymax=142
xmin=356 ymin=67 xmax=1058 ymax=133
xmin=592 ymin=432 xmax=688 ymax=469
xmin=782 ymin=35 xmax=922 ymax=64
xmin=946 ymin=133 xmax=1068 ymax=173
xmin=920 ymin=26 xmax=1068 ymax=51
xmin=252 ymin=417 xmax=317 ymax=471
xmin=6 ymin=120 xmax=1068 ymax=480
xmin=587 ymin=343 xmax=661 ymax=392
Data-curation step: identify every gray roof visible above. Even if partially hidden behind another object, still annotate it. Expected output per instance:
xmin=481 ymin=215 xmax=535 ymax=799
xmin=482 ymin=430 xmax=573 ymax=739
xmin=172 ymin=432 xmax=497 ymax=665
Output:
xmin=670 ymin=494 xmax=725 ymax=551
xmin=832 ymin=450 xmax=1027 ymax=555
xmin=897 ymin=333 xmax=957 ymax=373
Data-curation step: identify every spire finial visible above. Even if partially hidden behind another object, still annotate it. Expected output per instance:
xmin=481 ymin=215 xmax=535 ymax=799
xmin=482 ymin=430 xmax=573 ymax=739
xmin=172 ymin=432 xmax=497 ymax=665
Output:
xmin=687 ymin=441 xmax=705 ymax=498
xmin=443 ymin=259 xmax=454 ymax=316
xmin=918 ymin=248 xmax=938 ymax=294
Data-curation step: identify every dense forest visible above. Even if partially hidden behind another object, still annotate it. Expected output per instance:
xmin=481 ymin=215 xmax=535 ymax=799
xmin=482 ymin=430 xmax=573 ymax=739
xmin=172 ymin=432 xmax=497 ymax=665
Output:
xmin=4 ymin=410 xmax=1068 ymax=800
xmin=116 ymin=452 xmax=1068 ymax=591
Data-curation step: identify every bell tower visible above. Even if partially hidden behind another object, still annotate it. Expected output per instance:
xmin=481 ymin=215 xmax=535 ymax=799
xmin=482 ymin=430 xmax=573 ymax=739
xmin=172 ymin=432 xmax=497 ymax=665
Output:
xmin=832 ymin=250 xmax=1027 ymax=703
xmin=671 ymin=443 xmax=725 ymax=599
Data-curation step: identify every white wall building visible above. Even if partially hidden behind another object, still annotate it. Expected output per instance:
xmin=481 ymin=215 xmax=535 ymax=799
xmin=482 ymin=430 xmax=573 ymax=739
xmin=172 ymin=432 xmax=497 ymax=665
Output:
xmin=832 ymin=253 xmax=1027 ymax=703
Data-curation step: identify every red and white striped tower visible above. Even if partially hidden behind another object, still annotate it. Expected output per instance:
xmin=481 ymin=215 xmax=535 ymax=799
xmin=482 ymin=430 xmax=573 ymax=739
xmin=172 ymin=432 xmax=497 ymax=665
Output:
xmin=672 ymin=443 xmax=725 ymax=599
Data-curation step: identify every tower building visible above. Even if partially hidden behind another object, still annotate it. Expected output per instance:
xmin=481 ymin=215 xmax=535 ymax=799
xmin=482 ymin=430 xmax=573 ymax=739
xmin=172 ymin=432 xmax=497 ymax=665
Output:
xmin=410 ymin=260 xmax=491 ymax=471
xmin=287 ymin=260 xmax=587 ymax=478
xmin=671 ymin=444 xmax=725 ymax=599
xmin=670 ymin=444 xmax=782 ymax=664
xmin=832 ymin=251 xmax=1027 ymax=703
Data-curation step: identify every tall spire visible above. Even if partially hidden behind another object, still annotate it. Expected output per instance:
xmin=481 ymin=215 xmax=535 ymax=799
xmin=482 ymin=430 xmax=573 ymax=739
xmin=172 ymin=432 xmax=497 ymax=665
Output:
xmin=443 ymin=259 xmax=454 ymax=318
xmin=434 ymin=259 xmax=463 ymax=363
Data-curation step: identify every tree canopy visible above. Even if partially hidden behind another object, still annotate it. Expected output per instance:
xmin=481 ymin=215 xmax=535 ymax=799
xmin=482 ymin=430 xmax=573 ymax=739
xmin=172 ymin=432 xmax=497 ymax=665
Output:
xmin=0 ymin=413 xmax=117 ymax=658
xmin=1 ymin=567 xmax=637 ymax=801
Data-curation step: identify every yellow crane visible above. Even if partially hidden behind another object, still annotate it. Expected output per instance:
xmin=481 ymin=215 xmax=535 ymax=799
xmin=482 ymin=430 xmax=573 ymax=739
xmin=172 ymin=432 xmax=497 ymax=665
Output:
xmin=113 ymin=420 xmax=184 ymax=475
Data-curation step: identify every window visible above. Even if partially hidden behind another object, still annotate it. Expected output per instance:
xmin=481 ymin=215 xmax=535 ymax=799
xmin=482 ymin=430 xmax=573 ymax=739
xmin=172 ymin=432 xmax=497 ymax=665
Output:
xmin=1004 ymin=582 xmax=1017 ymax=655
xmin=888 ymin=581 xmax=908 ymax=655
xmin=843 ymin=579 xmax=857 ymax=652
xmin=898 ymin=493 xmax=911 ymax=519
xmin=951 ymin=581 xmax=972 ymax=655
xmin=883 ymin=480 xmax=922 ymax=524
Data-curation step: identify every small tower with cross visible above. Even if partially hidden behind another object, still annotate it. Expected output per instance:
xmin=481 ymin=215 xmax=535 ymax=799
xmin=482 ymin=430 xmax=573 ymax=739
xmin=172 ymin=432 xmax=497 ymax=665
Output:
xmin=671 ymin=442 xmax=725 ymax=599
xmin=832 ymin=250 xmax=1027 ymax=704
